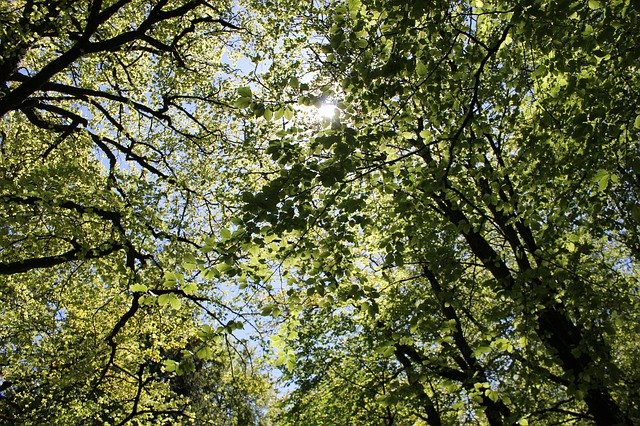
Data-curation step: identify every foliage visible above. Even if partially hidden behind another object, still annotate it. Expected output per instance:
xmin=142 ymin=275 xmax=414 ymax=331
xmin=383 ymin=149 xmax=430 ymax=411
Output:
xmin=2 ymin=0 xmax=640 ymax=424
xmin=234 ymin=0 xmax=640 ymax=424
xmin=0 ymin=0 xmax=271 ymax=423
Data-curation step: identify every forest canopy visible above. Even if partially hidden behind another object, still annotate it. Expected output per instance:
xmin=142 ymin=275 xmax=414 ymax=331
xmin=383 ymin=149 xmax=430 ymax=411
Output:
xmin=1 ymin=0 xmax=639 ymax=424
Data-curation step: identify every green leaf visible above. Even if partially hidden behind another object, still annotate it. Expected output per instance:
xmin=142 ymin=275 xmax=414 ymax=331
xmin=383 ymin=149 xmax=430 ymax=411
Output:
xmin=130 ymin=283 xmax=148 ymax=292
xmin=416 ymin=60 xmax=428 ymax=76
xmin=634 ymin=114 xmax=640 ymax=129
xmin=593 ymin=169 xmax=610 ymax=191
xmin=163 ymin=271 xmax=180 ymax=285
xmin=196 ymin=346 xmax=213 ymax=360
xmin=285 ymin=355 xmax=296 ymax=372
xmin=158 ymin=293 xmax=181 ymax=309
xmin=169 ymin=295 xmax=182 ymax=310
xmin=163 ymin=360 xmax=179 ymax=372
xmin=374 ymin=345 xmax=395 ymax=357
xmin=473 ymin=346 xmax=492 ymax=357
xmin=261 ymin=304 xmax=274 ymax=316
xmin=204 ymin=267 xmax=220 ymax=279
xmin=237 ymin=86 xmax=252 ymax=98
xmin=283 ymin=107 xmax=294 ymax=120
xmin=158 ymin=293 xmax=171 ymax=307
xmin=182 ymin=253 xmax=197 ymax=271
xmin=182 ymin=282 xmax=197 ymax=295
xmin=234 ymin=97 xmax=252 ymax=108
xmin=486 ymin=389 xmax=500 ymax=402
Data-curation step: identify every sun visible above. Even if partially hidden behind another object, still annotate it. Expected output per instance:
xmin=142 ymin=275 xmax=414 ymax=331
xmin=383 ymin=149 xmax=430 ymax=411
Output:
xmin=317 ymin=103 xmax=337 ymax=118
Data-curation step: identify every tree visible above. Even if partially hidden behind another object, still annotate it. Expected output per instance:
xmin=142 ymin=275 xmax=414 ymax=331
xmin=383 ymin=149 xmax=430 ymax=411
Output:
xmin=3 ymin=0 xmax=640 ymax=424
xmin=0 ymin=0 xmax=271 ymax=423
xmin=232 ymin=0 xmax=640 ymax=424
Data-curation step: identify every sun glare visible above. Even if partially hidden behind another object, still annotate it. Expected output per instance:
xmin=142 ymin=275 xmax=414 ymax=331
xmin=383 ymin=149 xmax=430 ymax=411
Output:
xmin=318 ymin=103 xmax=337 ymax=118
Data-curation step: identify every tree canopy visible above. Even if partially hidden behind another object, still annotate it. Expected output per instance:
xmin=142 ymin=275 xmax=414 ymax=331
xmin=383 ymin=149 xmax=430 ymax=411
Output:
xmin=0 ymin=0 xmax=270 ymax=423
xmin=1 ymin=0 xmax=639 ymax=424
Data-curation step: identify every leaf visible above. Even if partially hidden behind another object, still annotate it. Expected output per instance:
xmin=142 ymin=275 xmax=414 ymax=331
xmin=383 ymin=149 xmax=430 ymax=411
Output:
xmin=158 ymin=293 xmax=181 ymax=309
xmin=130 ymin=283 xmax=148 ymax=292
xmin=182 ymin=253 xmax=197 ymax=271
xmin=216 ymin=262 xmax=233 ymax=273
xmin=416 ymin=60 xmax=428 ymax=77
xmin=261 ymin=304 xmax=274 ymax=316
xmin=347 ymin=0 xmax=361 ymax=13
xmin=285 ymin=352 xmax=296 ymax=372
xmin=234 ymin=97 xmax=252 ymax=108
xmin=182 ymin=282 xmax=197 ymax=295
xmin=283 ymin=107 xmax=294 ymax=120
xmin=163 ymin=360 xmax=179 ymax=372
xmin=169 ymin=294 xmax=182 ymax=310
xmin=634 ymin=114 xmax=640 ymax=129
xmin=374 ymin=345 xmax=395 ymax=357
xmin=593 ymin=169 xmax=610 ymax=191
xmin=139 ymin=295 xmax=155 ymax=306
xmin=157 ymin=293 xmax=171 ymax=307
xmin=221 ymin=228 xmax=232 ymax=240
xmin=532 ymin=64 xmax=546 ymax=78
xmin=486 ymin=389 xmax=500 ymax=402
xmin=473 ymin=346 xmax=492 ymax=357
xmin=164 ymin=272 xmax=178 ymax=284
xmin=204 ymin=267 xmax=220 ymax=279
xmin=237 ymin=86 xmax=252 ymax=98
xmin=355 ymin=38 xmax=368 ymax=48
xmin=583 ymin=24 xmax=594 ymax=36
xmin=196 ymin=346 xmax=213 ymax=360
